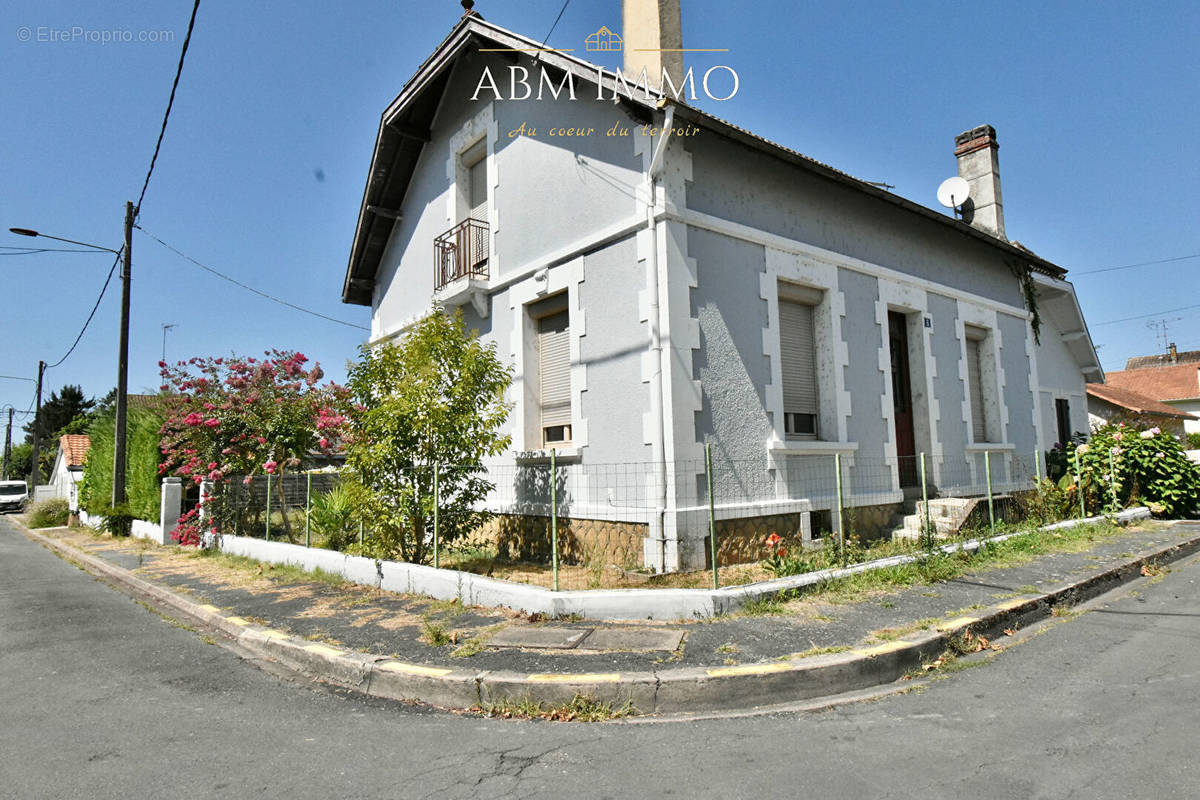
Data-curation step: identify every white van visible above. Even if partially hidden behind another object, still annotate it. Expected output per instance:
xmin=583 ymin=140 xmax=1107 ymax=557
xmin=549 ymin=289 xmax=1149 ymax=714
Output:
xmin=0 ymin=480 xmax=29 ymax=513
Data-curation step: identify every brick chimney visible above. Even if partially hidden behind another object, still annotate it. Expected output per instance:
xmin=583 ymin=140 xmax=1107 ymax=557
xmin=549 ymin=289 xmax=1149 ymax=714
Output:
xmin=623 ymin=0 xmax=683 ymax=93
xmin=954 ymin=125 xmax=1006 ymax=239
xmin=1169 ymin=342 xmax=1178 ymax=363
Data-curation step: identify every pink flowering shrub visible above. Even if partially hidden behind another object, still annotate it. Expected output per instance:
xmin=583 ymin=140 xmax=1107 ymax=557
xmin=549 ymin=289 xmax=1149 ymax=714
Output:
xmin=158 ymin=350 xmax=348 ymax=544
xmin=1071 ymin=421 xmax=1200 ymax=517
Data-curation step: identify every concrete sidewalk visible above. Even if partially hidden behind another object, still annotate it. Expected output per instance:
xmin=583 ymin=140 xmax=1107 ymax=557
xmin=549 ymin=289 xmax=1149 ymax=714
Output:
xmin=9 ymin=516 xmax=1200 ymax=716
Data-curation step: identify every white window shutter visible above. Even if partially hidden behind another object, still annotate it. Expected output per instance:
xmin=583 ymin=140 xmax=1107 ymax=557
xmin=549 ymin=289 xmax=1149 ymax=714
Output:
xmin=779 ymin=299 xmax=818 ymax=418
xmin=538 ymin=310 xmax=572 ymax=429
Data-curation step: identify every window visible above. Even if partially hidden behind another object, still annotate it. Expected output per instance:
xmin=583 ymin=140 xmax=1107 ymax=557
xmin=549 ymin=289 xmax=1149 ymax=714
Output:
xmin=1055 ymin=398 xmax=1071 ymax=447
xmin=531 ymin=293 xmax=571 ymax=447
xmin=463 ymin=140 xmax=487 ymax=222
xmin=778 ymin=282 xmax=823 ymax=440
xmin=965 ymin=325 xmax=991 ymax=442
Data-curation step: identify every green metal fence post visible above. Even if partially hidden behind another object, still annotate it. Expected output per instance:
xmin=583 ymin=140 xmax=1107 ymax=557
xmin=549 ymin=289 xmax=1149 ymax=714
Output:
xmin=985 ymin=450 xmax=995 ymax=534
xmin=706 ymin=442 xmax=718 ymax=590
xmin=1034 ymin=449 xmax=1042 ymax=484
xmin=433 ymin=464 xmax=440 ymax=570
xmin=305 ymin=471 xmax=311 ymax=548
xmin=550 ymin=449 xmax=559 ymax=592
xmin=265 ymin=473 xmax=271 ymax=541
xmin=834 ymin=453 xmax=845 ymax=566
xmin=1108 ymin=449 xmax=1119 ymax=513
xmin=1074 ymin=449 xmax=1086 ymax=519
xmin=920 ymin=452 xmax=931 ymax=545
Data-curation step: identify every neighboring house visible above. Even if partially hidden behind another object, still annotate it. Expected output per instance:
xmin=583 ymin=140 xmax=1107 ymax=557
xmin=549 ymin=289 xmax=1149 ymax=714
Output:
xmin=1103 ymin=360 xmax=1200 ymax=435
xmin=50 ymin=434 xmax=90 ymax=512
xmin=1086 ymin=383 xmax=1197 ymax=438
xmin=340 ymin=1 xmax=1102 ymax=571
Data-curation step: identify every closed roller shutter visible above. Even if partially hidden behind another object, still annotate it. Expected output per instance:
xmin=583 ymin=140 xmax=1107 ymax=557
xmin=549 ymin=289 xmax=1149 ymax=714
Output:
xmin=779 ymin=299 xmax=818 ymax=436
xmin=538 ymin=310 xmax=572 ymax=433
xmin=966 ymin=335 xmax=988 ymax=442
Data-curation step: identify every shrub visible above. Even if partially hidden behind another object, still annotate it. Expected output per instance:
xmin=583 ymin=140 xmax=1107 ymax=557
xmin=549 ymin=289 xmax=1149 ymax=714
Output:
xmin=1186 ymin=432 xmax=1200 ymax=451
xmin=79 ymin=407 xmax=165 ymax=523
xmin=27 ymin=498 xmax=69 ymax=528
xmin=309 ymin=483 xmax=360 ymax=551
xmin=1071 ymin=422 xmax=1200 ymax=518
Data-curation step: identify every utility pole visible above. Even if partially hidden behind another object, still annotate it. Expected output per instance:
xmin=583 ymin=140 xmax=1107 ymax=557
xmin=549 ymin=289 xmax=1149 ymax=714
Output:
xmin=112 ymin=200 xmax=132 ymax=519
xmin=3 ymin=407 xmax=12 ymax=480
xmin=30 ymin=361 xmax=44 ymax=489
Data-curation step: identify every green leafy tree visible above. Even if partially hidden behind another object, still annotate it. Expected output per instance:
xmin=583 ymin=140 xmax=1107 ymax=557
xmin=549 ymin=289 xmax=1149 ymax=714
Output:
xmin=6 ymin=442 xmax=32 ymax=482
xmin=344 ymin=310 xmax=512 ymax=563
xmin=78 ymin=407 xmax=166 ymax=522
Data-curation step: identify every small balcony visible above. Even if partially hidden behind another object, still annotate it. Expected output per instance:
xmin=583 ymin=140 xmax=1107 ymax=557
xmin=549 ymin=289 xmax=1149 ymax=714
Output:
xmin=434 ymin=218 xmax=489 ymax=292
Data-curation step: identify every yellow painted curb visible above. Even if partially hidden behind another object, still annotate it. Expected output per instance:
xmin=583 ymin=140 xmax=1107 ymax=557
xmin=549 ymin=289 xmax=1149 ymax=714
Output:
xmin=995 ymin=598 xmax=1034 ymax=611
xmin=852 ymin=640 xmax=911 ymax=658
xmin=527 ymin=672 xmax=621 ymax=683
xmin=259 ymin=629 xmax=290 ymax=641
xmin=303 ymin=643 xmax=343 ymax=658
xmin=935 ymin=616 xmax=978 ymax=632
xmin=198 ymin=604 xmax=221 ymax=614
xmin=706 ymin=663 xmax=794 ymax=678
xmin=376 ymin=661 xmax=453 ymax=678
xmin=225 ymin=616 xmax=251 ymax=626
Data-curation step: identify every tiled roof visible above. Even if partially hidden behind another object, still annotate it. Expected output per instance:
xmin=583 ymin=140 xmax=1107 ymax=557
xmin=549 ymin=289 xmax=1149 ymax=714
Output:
xmin=1103 ymin=364 xmax=1200 ymax=402
xmin=1086 ymin=383 xmax=1196 ymax=420
xmin=59 ymin=434 xmax=91 ymax=468
xmin=1125 ymin=350 xmax=1200 ymax=370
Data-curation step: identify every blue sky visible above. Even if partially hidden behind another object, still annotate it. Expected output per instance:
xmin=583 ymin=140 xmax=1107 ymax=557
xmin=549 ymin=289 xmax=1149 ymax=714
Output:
xmin=3 ymin=0 xmax=1198 ymax=428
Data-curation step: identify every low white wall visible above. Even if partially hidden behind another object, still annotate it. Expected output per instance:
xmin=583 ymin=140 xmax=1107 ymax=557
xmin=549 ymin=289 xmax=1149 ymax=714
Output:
xmin=78 ymin=509 xmax=171 ymax=546
xmin=214 ymin=507 xmax=1151 ymax=621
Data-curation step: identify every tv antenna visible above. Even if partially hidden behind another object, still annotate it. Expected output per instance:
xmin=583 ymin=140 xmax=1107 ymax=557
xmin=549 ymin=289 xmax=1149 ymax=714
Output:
xmin=937 ymin=176 xmax=971 ymax=219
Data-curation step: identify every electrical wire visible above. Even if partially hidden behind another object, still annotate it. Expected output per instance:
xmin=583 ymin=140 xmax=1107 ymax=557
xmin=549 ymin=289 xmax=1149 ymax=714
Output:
xmin=0 ymin=247 xmax=100 ymax=255
xmin=538 ymin=0 xmax=571 ymax=52
xmin=1074 ymin=251 xmax=1200 ymax=276
xmin=137 ymin=227 xmax=370 ymax=331
xmin=1092 ymin=302 xmax=1200 ymax=327
xmin=44 ymin=250 xmax=122 ymax=369
xmin=133 ymin=0 xmax=200 ymax=221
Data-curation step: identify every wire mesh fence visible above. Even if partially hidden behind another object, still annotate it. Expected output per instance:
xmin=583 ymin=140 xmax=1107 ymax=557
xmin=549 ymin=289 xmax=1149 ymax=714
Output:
xmin=203 ymin=445 xmax=1090 ymax=591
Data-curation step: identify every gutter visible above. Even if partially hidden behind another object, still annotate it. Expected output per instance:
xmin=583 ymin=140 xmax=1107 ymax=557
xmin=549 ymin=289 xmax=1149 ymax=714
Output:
xmin=645 ymin=103 xmax=676 ymax=572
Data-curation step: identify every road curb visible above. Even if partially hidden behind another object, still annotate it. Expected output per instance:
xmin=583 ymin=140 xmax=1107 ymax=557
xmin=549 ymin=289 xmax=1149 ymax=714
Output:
xmin=13 ymin=521 xmax=1200 ymax=716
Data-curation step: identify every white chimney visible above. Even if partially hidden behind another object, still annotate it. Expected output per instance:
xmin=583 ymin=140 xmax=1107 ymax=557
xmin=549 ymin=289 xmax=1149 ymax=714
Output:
xmin=954 ymin=124 xmax=1006 ymax=239
xmin=622 ymin=0 xmax=683 ymax=92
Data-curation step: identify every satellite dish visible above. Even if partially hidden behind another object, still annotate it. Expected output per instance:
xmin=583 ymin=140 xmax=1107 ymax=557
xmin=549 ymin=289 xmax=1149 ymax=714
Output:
xmin=937 ymin=176 xmax=970 ymax=209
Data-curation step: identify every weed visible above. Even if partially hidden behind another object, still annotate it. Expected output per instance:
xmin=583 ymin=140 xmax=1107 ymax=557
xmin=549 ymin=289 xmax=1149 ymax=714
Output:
xmin=879 ymin=600 xmax=895 ymax=608
xmin=716 ymin=642 xmax=740 ymax=655
xmin=478 ymin=694 xmax=635 ymax=722
xmin=783 ymin=644 xmax=851 ymax=660
xmin=421 ymin=617 xmax=453 ymax=647
xmin=740 ymin=594 xmax=790 ymax=616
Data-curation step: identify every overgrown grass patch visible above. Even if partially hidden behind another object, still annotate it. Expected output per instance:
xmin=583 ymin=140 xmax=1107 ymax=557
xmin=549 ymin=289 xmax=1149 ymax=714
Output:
xmin=477 ymin=694 xmax=636 ymax=722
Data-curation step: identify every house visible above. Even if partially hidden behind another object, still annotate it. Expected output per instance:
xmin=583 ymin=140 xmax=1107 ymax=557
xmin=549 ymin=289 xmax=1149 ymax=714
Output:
xmin=1086 ymin=383 xmax=1197 ymax=438
xmin=341 ymin=0 xmax=1101 ymax=572
xmin=1102 ymin=346 xmax=1200 ymax=435
xmin=50 ymin=434 xmax=90 ymax=515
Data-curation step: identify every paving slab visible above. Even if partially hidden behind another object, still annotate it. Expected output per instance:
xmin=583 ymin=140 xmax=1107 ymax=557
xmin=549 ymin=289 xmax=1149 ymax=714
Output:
xmin=577 ymin=627 xmax=686 ymax=652
xmin=487 ymin=626 xmax=593 ymax=649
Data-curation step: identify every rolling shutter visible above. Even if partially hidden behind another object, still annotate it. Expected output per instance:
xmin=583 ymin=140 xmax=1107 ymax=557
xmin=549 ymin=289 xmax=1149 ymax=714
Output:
xmin=779 ymin=299 xmax=818 ymax=421
xmin=537 ymin=310 xmax=572 ymax=431
xmin=966 ymin=333 xmax=988 ymax=442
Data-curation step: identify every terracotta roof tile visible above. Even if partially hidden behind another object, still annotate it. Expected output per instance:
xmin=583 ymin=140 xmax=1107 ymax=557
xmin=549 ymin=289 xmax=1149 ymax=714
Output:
xmin=1103 ymin=364 xmax=1200 ymax=402
xmin=1086 ymin=383 xmax=1198 ymax=420
xmin=1125 ymin=350 xmax=1200 ymax=370
xmin=59 ymin=434 xmax=91 ymax=468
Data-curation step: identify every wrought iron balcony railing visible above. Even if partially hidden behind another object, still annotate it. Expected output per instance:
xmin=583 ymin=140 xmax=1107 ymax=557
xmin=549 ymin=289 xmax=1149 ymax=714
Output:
xmin=434 ymin=218 xmax=489 ymax=292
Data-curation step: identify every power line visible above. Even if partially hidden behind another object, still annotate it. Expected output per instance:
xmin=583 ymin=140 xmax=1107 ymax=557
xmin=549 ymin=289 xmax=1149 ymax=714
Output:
xmin=1092 ymin=302 xmax=1200 ymax=327
xmin=1074 ymin=251 xmax=1200 ymax=276
xmin=45 ymin=251 xmax=122 ymax=369
xmin=137 ymin=227 xmax=370 ymax=331
xmin=0 ymin=247 xmax=100 ymax=255
xmin=133 ymin=0 xmax=201 ymax=221
xmin=538 ymin=0 xmax=571 ymax=52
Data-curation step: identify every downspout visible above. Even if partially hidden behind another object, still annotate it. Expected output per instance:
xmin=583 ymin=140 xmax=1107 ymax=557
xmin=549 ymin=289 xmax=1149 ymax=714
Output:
xmin=646 ymin=102 xmax=675 ymax=572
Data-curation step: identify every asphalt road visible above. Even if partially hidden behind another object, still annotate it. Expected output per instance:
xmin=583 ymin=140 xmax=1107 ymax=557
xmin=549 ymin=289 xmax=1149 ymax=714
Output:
xmin=3 ymin=516 xmax=1199 ymax=800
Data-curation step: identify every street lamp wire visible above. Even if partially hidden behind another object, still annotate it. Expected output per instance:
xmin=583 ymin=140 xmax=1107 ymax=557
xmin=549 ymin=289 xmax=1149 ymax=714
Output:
xmin=133 ymin=0 xmax=201 ymax=221
xmin=137 ymin=227 xmax=370 ymax=331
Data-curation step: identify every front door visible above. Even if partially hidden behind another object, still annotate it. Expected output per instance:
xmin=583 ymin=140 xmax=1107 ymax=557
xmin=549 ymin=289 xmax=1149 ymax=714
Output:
xmin=888 ymin=311 xmax=918 ymax=486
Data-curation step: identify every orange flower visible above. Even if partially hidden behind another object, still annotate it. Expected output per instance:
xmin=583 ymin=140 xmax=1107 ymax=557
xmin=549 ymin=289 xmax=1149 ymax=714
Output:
xmin=777 ymin=548 xmax=788 ymax=558
xmin=766 ymin=532 xmax=782 ymax=547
